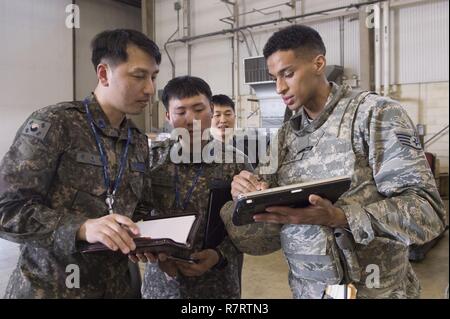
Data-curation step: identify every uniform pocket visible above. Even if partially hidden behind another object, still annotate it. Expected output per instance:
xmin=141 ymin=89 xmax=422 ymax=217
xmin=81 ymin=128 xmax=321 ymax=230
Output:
xmin=281 ymin=224 xmax=344 ymax=285
xmin=151 ymin=172 xmax=174 ymax=210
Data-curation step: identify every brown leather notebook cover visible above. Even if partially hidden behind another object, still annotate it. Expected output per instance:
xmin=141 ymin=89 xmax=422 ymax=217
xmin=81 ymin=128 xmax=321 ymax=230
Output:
xmin=79 ymin=213 xmax=200 ymax=260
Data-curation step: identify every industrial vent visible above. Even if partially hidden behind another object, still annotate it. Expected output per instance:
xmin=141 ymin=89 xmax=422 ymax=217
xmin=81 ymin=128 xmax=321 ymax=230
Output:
xmin=244 ymin=56 xmax=272 ymax=84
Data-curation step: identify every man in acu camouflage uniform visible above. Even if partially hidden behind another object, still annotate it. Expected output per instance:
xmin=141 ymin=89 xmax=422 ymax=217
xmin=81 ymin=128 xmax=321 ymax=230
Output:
xmin=0 ymin=29 xmax=160 ymax=298
xmin=136 ymin=76 xmax=251 ymax=299
xmin=224 ymin=25 xmax=446 ymax=299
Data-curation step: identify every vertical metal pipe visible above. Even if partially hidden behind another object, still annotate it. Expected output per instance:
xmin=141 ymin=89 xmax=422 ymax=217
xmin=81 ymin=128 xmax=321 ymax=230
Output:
xmin=382 ymin=0 xmax=390 ymax=96
xmin=374 ymin=3 xmax=381 ymax=94
xmin=233 ymin=1 xmax=241 ymax=127
xmin=339 ymin=16 xmax=345 ymax=69
xmin=184 ymin=0 xmax=192 ymax=75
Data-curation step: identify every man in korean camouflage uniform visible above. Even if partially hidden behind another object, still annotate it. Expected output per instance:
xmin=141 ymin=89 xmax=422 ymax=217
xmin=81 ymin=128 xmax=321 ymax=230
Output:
xmin=138 ymin=76 xmax=251 ymax=299
xmin=0 ymin=29 xmax=161 ymax=298
xmin=224 ymin=25 xmax=446 ymax=299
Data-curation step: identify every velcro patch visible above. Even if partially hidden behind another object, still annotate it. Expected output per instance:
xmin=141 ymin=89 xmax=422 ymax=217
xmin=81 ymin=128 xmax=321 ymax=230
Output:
xmin=22 ymin=118 xmax=51 ymax=141
xmin=76 ymin=152 xmax=102 ymax=166
xmin=131 ymin=162 xmax=146 ymax=173
xmin=395 ymin=130 xmax=422 ymax=150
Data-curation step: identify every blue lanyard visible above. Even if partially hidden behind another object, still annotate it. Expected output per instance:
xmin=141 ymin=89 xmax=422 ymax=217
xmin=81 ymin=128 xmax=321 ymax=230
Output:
xmin=173 ymin=164 xmax=203 ymax=211
xmin=83 ymin=98 xmax=132 ymax=214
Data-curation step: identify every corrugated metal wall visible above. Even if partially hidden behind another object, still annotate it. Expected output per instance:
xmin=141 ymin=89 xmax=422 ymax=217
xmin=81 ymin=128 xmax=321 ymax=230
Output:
xmin=389 ymin=0 xmax=449 ymax=84
xmin=309 ymin=15 xmax=360 ymax=80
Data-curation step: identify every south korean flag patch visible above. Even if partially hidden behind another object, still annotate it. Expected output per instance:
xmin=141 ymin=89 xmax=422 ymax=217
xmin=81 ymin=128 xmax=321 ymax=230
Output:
xmin=395 ymin=129 xmax=422 ymax=150
xmin=22 ymin=118 xmax=51 ymax=141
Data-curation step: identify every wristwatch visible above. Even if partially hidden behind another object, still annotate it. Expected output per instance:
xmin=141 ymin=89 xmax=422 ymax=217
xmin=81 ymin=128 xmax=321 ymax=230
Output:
xmin=212 ymin=248 xmax=228 ymax=270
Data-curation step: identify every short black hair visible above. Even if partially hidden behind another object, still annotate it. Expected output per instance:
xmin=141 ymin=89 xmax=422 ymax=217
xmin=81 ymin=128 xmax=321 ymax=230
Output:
xmin=211 ymin=94 xmax=235 ymax=112
xmin=263 ymin=25 xmax=326 ymax=59
xmin=91 ymin=29 xmax=161 ymax=70
xmin=161 ymin=76 xmax=212 ymax=110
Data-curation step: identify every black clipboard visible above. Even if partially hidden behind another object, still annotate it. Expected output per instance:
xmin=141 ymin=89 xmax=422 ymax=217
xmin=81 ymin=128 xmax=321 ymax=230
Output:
xmin=232 ymin=176 xmax=352 ymax=225
xmin=79 ymin=212 xmax=200 ymax=261
xmin=203 ymin=182 xmax=232 ymax=249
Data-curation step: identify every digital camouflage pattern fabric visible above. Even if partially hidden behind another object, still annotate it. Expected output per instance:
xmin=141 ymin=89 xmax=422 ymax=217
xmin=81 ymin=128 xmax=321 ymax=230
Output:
xmin=0 ymin=97 xmax=151 ymax=298
xmin=224 ymin=83 xmax=446 ymax=299
xmin=142 ymin=138 xmax=251 ymax=299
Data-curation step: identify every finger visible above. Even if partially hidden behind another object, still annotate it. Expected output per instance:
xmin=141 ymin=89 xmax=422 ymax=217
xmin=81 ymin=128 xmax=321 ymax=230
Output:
xmin=96 ymin=231 xmax=118 ymax=251
xmin=265 ymin=206 xmax=295 ymax=215
xmin=238 ymin=170 xmax=254 ymax=180
xmin=135 ymin=253 xmax=148 ymax=263
xmin=260 ymin=181 xmax=269 ymax=190
xmin=111 ymin=214 xmax=140 ymax=236
xmin=158 ymin=253 xmax=169 ymax=262
xmin=128 ymin=254 xmax=139 ymax=263
xmin=176 ymin=262 xmax=200 ymax=276
xmin=253 ymin=213 xmax=288 ymax=224
xmin=190 ymin=250 xmax=208 ymax=261
xmin=144 ymin=252 xmax=158 ymax=263
xmin=233 ymin=176 xmax=258 ymax=193
xmin=159 ymin=260 xmax=178 ymax=277
xmin=239 ymin=173 xmax=261 ymax=190
xmin=101 ymin=227 xmax=131 ymax=254
xmin=105 ymin=221 xmax=136 ymax=251
xmin=309 ymin=194 xmax=331 ymax=207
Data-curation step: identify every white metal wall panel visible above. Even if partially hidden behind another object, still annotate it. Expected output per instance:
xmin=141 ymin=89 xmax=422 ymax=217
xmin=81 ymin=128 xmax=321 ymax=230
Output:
xmin=75 ymin=0 xmax=141 ymax=100
xmin=309 ymin=19 xmax=341 ymax=67
xmin=390 ymin=0 xmax=449 ymax=84
xmin=0 ymin=0 xmax=73 ymax=158
xmin=344 ymin=16 xmax=361 ymax=79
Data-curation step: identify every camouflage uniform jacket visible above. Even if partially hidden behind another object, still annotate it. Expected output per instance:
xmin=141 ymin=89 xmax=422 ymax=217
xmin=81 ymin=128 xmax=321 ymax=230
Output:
xmin=142 ymin=138 xmax=251 ymax=299
xmin=0 ymin=97 xmax=151 ymax=298
xmin=259 ymin=82 xmax=446 ymax=298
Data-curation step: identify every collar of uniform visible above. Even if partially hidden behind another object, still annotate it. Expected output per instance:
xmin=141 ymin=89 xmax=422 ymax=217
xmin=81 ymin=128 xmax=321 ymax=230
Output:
xmin=290 ymin=82 xmax=350 ymax=135
xmin=83 ymin=95 xmax=141 ymax=143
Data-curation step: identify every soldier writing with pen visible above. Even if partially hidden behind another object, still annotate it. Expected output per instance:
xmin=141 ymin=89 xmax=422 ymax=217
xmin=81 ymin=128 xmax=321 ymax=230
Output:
xmin=223 ymin=25 xmax=446 ymax=299
xmin=0 ymin=29 xmax=160 ymax=298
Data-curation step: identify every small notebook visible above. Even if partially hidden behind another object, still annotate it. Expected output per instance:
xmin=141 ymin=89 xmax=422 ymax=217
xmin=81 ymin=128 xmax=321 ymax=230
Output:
xmin=79 ymin=213 xmax=200 ymax=260
xmin=137 ymin=214 xmax=196 ymax=244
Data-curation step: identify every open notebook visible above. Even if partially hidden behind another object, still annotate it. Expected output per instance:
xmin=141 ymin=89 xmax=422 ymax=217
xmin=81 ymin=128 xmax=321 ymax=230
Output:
xmin=136 ymin=214 xmax=196 ymax=244
xmin=80 ymin=213 xmax=200 ymax=260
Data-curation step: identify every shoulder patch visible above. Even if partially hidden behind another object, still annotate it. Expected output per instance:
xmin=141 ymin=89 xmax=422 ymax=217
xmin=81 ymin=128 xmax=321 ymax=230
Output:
xmin=21 ymin=118 xmax=51 ymax=141
xmin=395 ymin=129 xmax=422 ymax=150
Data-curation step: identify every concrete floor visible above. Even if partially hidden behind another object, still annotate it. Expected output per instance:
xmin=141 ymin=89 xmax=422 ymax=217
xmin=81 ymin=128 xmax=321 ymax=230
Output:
xmin=241 ymin=230 xmax=449 ymax=299
xmin=0 ymin=207 xmax=448 ymax=299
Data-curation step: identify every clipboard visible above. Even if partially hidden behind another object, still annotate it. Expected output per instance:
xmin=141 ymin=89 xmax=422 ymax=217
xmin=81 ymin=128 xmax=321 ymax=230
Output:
xmin=232 ymin=176 xmax=352 ymax=225
xmin=203 ymin=183 xmax=232 ymax=249
xmin=79 ymin=212 xmax=200 ymax=261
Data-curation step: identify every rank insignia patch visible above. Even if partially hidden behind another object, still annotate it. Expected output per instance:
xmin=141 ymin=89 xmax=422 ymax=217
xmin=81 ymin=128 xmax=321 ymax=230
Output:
xmin=395 ymin=130 xmax=422 ymax=150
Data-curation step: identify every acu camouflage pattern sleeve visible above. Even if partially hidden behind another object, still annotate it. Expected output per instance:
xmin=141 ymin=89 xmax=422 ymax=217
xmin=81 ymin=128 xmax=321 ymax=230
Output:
xmin=341 ymin=99 xmax=446 ymax=246
xmin=0 ymin=109 xmax=87 ymax=256
xmin=220 ymin=199 xmax=281 ymax=256
xmin=218 ymin=130 xmax=287 ymax=256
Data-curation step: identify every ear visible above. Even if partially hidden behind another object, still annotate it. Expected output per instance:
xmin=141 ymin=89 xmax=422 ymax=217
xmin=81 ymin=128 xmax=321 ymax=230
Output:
xmin=165 ymin=111 xmax=171 ymax=122
xmin=313 ymin=55 xmax=327 ymax=75
xmin=97 ymin=63 xmax=110 ymax=87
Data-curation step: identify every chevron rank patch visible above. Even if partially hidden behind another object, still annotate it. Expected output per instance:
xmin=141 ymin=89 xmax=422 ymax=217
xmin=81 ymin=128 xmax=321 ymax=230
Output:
xmin=22 ymin=118 xmax=51 ymax=141
xmin=395 ymin=129 xmax=422 ymax=150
